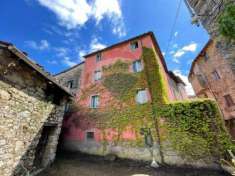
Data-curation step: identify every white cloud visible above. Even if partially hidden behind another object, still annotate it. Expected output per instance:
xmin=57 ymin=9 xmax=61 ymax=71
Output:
xmin=74 ymin=37 xmax=106 ymax=62
xmin=173 ymin=70 xmax=195 ymax=96
xmin=37 ymin=0 xmax=126 ymax=37
xmin=37 ymin=0 xmax=91 ymax=29
xmin=174 ymin=50 xmax=185 ymax=58
xmin=174 ymin=32 xmax=178 ymax=37
xmin=54 ymin=47 xmax=68 ymax=57
xmin=173 ymin=58 xmax=180 ymax=63
xmin=48 ymin=60 xmax=58 ymax=65
xmin=182 ymin=43 xmax=197 ymax=52
xmin=89 ymin=37 xmax=107 ymax=52
xmin=173 ymin=42 xmax=198 ymax=58
xmin=162 ymin=52 xmax=166 ymax=56
xmin=25 ymin=40 xmax=50 ymax=50
xmin=78 ymin=50 xmax=86 ymax=61
xmin=62 ymin=57 xmax=77 ymax=67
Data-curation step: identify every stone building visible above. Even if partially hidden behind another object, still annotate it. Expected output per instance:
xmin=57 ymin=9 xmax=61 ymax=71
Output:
xmin=0 ymin=41 xmax=72 ymax=176
xmin=54 ymin=62 xmax=84 ymax=95
xmin=184 ymin=0 xmax=235 ymax=72
xmin=188 ymin=39 xmax=235 ymax=137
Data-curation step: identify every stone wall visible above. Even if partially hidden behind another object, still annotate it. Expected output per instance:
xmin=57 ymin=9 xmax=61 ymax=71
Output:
xmin=54 ymin=63 xmax=84 ymax=95
xmin=186 ymin=0 xmax=235 ymax=72
xmin=0 ymin=47 xmax=68 ymax=176
xmin=189 ymin=40 xmax=235 ymax=137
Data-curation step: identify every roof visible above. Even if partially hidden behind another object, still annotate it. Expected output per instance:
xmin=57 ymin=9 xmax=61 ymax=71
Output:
xmin=188 ymin=39 xmax=213 ymax=78
xmin=83 ymin=31 xmax=168 ymax=72
xmin=168 ymin=71 xmax=186 ymax=86
xmin=0 ymin=41 xmax=73 ymax=97
xmin=54 ymin=61 xmax=84 ymax=76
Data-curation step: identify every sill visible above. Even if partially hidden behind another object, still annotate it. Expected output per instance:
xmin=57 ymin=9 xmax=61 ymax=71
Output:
xmin=90 ymin=107 xmax=99 ymax=109
xmin=136 ymin=102 xmax=148 ymax=105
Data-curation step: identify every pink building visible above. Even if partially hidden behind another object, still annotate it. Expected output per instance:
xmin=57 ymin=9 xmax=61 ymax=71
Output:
xmin=56 ymin=32 xmax=187 ymax=161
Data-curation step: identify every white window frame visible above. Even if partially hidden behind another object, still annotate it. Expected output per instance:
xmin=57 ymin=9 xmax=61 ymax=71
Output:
xmin=136 ymin=89 xmax=148 ymax=104
xmin=90 ymin=95 xmax=99 ymax=108
xmin=132 ymin=60 xmax=143 ymax=73
xmin=94 ymin=70 xmax=102 ymax=81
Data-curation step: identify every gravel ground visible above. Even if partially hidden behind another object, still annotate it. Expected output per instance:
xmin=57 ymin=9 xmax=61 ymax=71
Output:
xmin=38 ymin=152 xmax=229 ymax=176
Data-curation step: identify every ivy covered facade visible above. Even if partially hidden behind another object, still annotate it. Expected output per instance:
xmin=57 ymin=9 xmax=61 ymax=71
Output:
xmin=57 ymin=32 xmax=232 ymax=168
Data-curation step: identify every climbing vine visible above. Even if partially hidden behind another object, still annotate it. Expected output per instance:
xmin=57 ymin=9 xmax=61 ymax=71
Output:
xmin=66 ymin=47 xmax=233 ymax=161
xmin=218 ymin=1 xmax=235 ymax=40
xmin=159 ymin=99 xmax=234 ymax=160
xmin=142 ymin=47 xmax=169 ymax=108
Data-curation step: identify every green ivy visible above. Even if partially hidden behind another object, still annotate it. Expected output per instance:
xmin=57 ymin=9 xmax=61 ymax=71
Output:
xmin=69 ymin=48 xmax=233 ymax=161
xmin=159 ymin=99 xmax=234 ymax=160
xmin=142 ymin=47 xmax=169 ymax=109
xmin=218 ymin=2 xmax=235 ymax=40
xmin=103 ymin=72 xmax=138 ymax=100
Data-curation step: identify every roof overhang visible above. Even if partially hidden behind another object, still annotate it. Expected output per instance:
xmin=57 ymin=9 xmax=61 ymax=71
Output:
xmin=0 ymin=41 xmax=73 ymax=97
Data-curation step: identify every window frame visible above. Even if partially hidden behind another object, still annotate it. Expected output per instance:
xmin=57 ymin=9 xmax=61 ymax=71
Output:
xmin=136 ymin=89 xmax=148 ymax=104
xmin=90 ymin=95 xmax=99 ymax=108
xmin=197 ymin=74 xmax=207 ymax=87
xmin=132 ymin=59 xmax=143 ymax=73
xmin=224 ymin=94 xmax=234 ymax=107
xmin=204 ymin=52 xmax=209 ymax=62
xmin=94 ymin=70 xmax=102 ymax=81
xmin=96 ymin=53 xmax=102 ymax=62
xmin=86 ymin=131 xmax=95 ymax=141
xmin=130 ymin=41 xmax=139 ymax=51
xmin=67 ymin=80 xmax=74 ymax=89
xmin=211 ymin=70 xmax=221 ymax=80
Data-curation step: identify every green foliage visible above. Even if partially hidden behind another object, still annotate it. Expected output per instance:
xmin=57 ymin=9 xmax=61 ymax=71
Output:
xmin=103 ymin=60 xmax=129 ymax=74
xmin=142 ymin=47 xmax=169 ymax=109
xmin=73 ymin=49 xmax=234 ymax=161
xmin=103 ymin=73 xmax=138 ymax=99
xmin=218 ymin=2 xmax=235 ymax=40
xmin=159 ymin=99 xmax=234 ymax=160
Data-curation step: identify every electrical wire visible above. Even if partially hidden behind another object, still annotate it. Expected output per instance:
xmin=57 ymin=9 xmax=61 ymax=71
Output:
xmin=165 ymin=0 xmax=183 ymax=57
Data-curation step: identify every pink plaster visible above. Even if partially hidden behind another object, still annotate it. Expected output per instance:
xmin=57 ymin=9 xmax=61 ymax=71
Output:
xmin=63 ymin=34 xmax=178 ymax=144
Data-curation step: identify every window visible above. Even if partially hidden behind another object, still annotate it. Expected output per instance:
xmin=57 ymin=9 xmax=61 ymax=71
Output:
xmin=132 ymin=60 xmax=143 ymax=72
xmin=64 ymin=102 xmax=71 ymax=112
xmin=136 ymin=89 xmax=148 ymax=104
xmin=94 ymin=70 xmax=102 ymax=81
xmin=224 ymin=94 xmax=234 ymax=107
xmin=91 ymin=95 xmax=99 ymax=108
xmin=67 ymin=80 xmax=74 ymax=89
xmin=86 ymin=132 xmax=94 ymax=140
xmin=212 ymin=70 xmax=220 ymax=80
xmin=130 ymin=41 xmax=139 ymax=51
xmin=204 ymin=53 xmax=209 ymax=62
xmin=197 ymin=75 xmax=207 ymax=87
xmin=96 ymin=53 xmax=102 ymax=62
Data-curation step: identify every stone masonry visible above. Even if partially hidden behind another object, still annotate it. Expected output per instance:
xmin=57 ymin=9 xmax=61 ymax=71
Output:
xmin=54 ymin=63 xmax=84 ymax=95
xmin=186 ymin=0 xmax=235 ymax=72
xmin=189 ymin=40 xmax=235 ymax=137
xmin=0 ymin=42 xmax=71 ymax=176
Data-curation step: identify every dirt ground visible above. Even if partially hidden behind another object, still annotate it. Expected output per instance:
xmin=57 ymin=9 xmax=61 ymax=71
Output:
xmin=38 ymin=152 xmax=229 ymax=176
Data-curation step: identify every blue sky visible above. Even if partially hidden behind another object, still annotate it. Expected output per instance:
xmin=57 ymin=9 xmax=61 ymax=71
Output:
xmin=0 ymin=0 xmax=209 ymax=95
